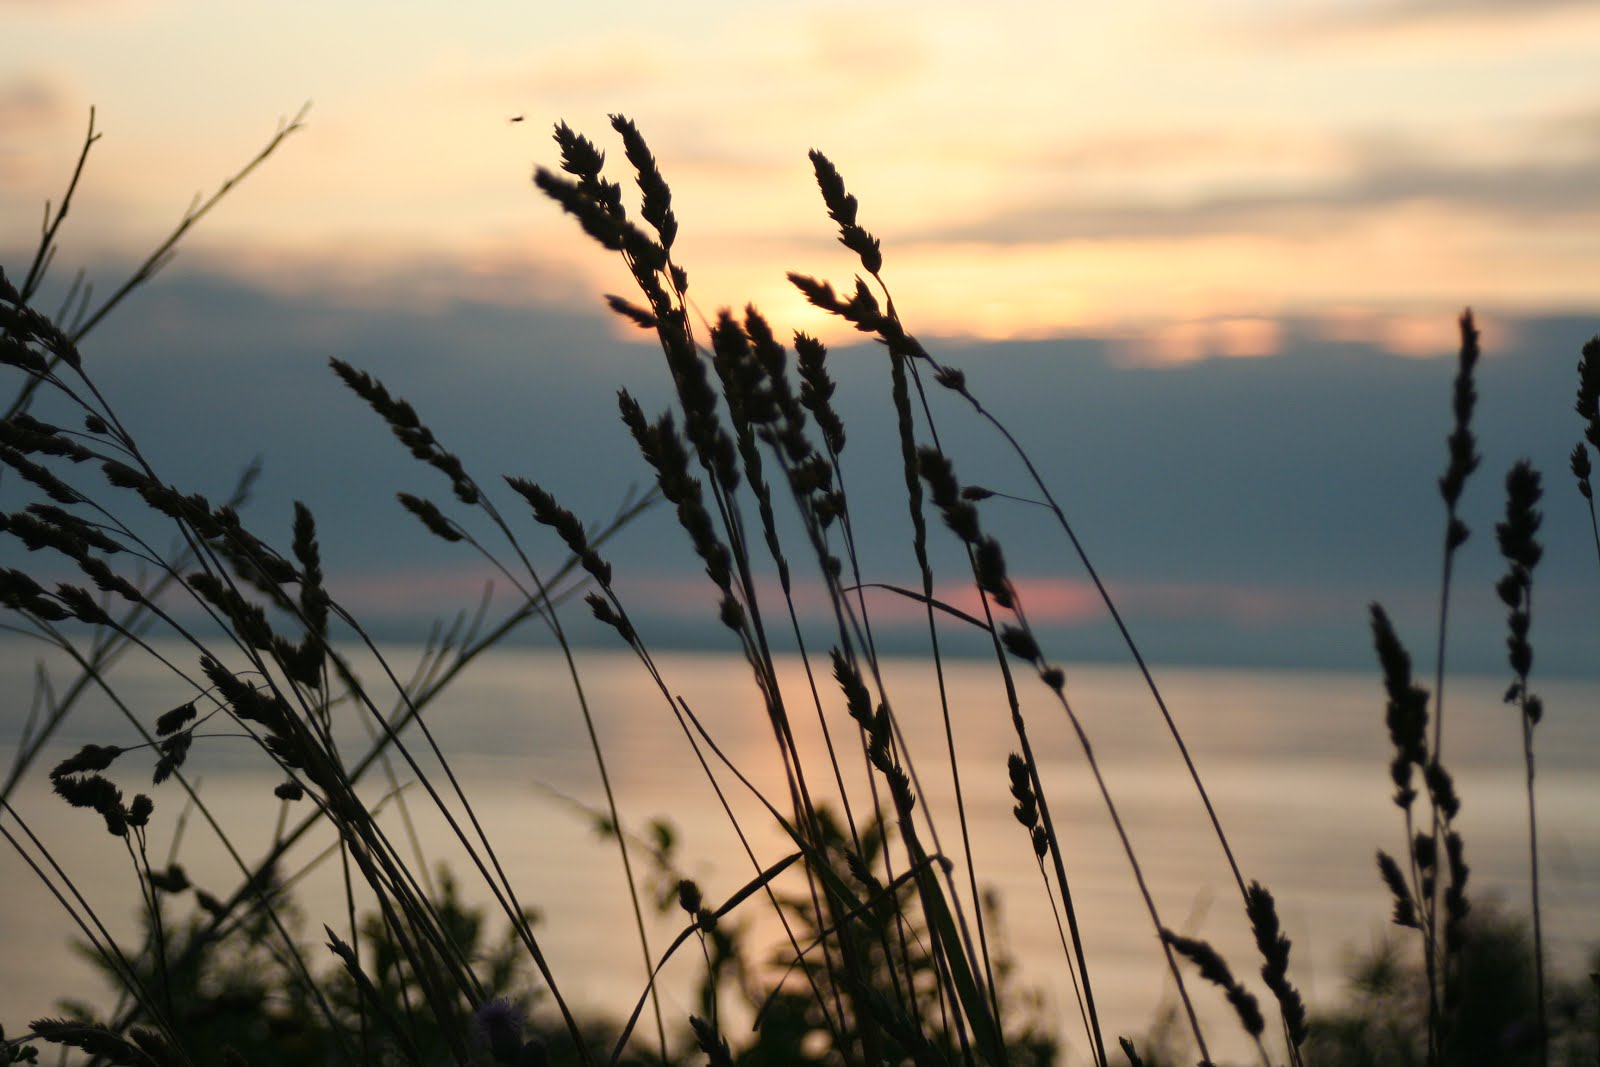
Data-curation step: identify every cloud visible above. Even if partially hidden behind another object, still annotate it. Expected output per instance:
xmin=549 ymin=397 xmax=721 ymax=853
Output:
xmin=4 ymin=259 xmax=1594 ymax=671
xmin=1395 ymin=0 xmax=1587 ymax=11
xmin=1030 ymin=129 xmax=1339 ymax=176
xmin=180 ymin=238 xmax=609 ymax=318
xmin=603 ymin=573 xmax=1332 ymax=632
xmin=1111 ymin=581 xmax=1351 ymax=628
xmin=496 ymin=7 xmax=929 ymax=164
xmin=1117 ymin=317 xmax=1284 ymax=365
xmin=0 ymin=75 xmax=70 ymax=130
xmin=0 ymin=74 xmax=78 ymax=188
xmin=907 ymin=137 xmax=1600 ymax=246
xmin=514 ymin=40 xmax=676 ymax=101
xmin=329 ymin=562 xmax=512 ymax=618
xmin=1295 ymin=0 xmax=1593 ymax=32
xmin=0 ymin=0 xmax=123 ymax=8
xmin=535 ymin=8 xmax=926 ymax=105
xmin=1250 ymin=0 xmax=1600 ymax=50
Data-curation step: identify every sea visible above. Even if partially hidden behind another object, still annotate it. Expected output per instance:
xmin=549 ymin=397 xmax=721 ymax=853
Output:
xmin=1 ymin=637 xmax=1595 ymax=1064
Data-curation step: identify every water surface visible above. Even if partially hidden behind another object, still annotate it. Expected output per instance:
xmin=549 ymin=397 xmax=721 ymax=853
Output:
xmin=2 ymin=638 xmax=1595 ymax=1061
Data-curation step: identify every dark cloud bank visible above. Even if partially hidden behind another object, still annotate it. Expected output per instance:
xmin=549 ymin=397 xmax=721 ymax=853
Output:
xmin=5 ymin=262 xmax=1598 ymax=676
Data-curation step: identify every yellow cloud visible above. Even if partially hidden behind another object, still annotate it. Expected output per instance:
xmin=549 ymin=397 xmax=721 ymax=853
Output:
xmin=1259 ymin=0 xmax=1600 ymax=55
xmin=0 ymin=72 xmax=72 ymax=129
xmin=8 ymin=1 xmax=1594 ymax=352
xmin=1119 ymin=317 xmax=1283 ymax=366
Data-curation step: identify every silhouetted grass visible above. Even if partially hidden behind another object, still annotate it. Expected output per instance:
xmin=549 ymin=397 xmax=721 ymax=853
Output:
xmin=0 ymin=112 xmax=1594 ymax=1067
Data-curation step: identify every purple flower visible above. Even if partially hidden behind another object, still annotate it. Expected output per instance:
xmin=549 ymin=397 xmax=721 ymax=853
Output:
xmin=474 ymin=996 xmax=524 ymax=1060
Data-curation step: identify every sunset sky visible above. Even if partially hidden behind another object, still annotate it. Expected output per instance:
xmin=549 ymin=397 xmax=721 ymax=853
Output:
xmin=6 ymin=0 xmax=1599 ymax=348
xmin=3 ymin=0 xmax=1600 ymax=670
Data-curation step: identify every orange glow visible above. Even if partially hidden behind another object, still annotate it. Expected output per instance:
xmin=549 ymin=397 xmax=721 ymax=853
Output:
xmin=3 ymin=2 xmax=1596 ymax=350
xmin=1312 ymin=306 xmax=1518 ymax=358
xmin=1117 ymin=316 xmax=1283 ymax=366
xmin=616 ymin=573 xmax=1342 ymax=631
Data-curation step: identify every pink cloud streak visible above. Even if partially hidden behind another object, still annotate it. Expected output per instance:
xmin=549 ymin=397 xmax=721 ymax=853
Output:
xmin=319 ymin=561 xmax=1354 ymax=634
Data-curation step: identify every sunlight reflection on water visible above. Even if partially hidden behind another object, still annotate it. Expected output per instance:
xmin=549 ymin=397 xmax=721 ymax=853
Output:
xmin=2 ymin=639 xmax=1595 ymax=1061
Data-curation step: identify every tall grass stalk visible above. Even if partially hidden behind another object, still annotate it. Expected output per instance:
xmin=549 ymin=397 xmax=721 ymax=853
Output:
xmin=1368 ymin=311 xmax=1482 ymax=1067
xmin=1426 ymin=311 xmax=1482 ymax=1062
xmin=1497 ymin=460 xmax=1547 ymax=1067
xmin=1574 ymin=338 xmax=1600 ymax=567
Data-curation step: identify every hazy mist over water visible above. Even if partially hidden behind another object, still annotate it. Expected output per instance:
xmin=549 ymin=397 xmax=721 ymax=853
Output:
xmin=3 ymin=640 xmax=1595 ymax=1060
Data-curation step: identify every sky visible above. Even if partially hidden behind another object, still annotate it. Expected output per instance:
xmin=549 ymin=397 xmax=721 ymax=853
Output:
xmin=3 ymin=0 xmax=1600 ymax=672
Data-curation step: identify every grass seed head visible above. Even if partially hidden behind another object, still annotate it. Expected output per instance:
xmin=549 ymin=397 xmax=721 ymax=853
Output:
xmin=1377 ymin=849 xmax=1419 ymax=929
xmin=1576 ymin=335 xmax=1600 ymax=448
xmin=1439 ymin=309 xmax=1481 ymax=511
xmin=50 ymin=744 xmax=122 ymax=779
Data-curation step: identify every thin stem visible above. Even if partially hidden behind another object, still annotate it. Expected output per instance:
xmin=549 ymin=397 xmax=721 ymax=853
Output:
xmin=6 ymin=104 xmax=309 ymax=419
xmin=19 ymin=108 xmax=101 ymax=302
xmin=1585 ymin=492 xmax=1600 ymax=568
xmin=1522 ymin=710 xmax=1547 ymax=1067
